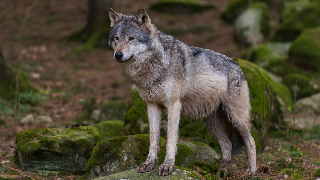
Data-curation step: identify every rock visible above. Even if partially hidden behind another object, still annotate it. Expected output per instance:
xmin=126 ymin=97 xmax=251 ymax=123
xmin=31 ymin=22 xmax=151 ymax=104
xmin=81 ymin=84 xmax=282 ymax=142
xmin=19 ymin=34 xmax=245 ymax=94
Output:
xmin=35 ymin=115 xmax=52 ymax=124
xmin=91 ymin=109 xmax=101 ymax=120
xmin=15 ymin=126 xmax=101 ymax=173
xmin=149 ymin=0 xmax=214 ymax=15
xmin=284 ymin=117 xmax=320 ymax=130
xmin=271 ymin=1 xmax=320 ymax=42
xmin=20 ymin=114 xmax=34 ymax=124
xmin=295 ymin=93 xmax=320 ymax=113
xmin=281 ymin=0 xmax=309 ymax=21
xmin=85 ymin=134 xmax=218 ymax=179
xmin=288 ymin=27 xmax=320 ymax=72
xmin=234 ymin=3 xmax=269 ymax=45
xmin=93 ymin=120 xmax=124 ymax=140
xmin=281 ymin=73 xmax=319 ymax=100
xmin=92 ymin=166 xmax=199 ymax=180
xmin=273 ymin=82 xmax=293 ymax=112
xmin=221 ymin=0 xmax=271 ymax=23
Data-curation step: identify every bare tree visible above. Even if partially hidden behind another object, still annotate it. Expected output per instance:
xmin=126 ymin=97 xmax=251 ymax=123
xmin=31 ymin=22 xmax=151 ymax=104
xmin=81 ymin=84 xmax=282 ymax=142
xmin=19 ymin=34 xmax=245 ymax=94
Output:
xmin=69 ymin=0 xmax=113 ymax=50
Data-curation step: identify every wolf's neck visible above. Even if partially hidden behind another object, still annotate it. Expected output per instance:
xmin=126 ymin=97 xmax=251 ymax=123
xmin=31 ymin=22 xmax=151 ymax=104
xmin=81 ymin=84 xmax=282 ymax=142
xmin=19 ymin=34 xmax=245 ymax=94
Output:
xmin=125 ymin=49 xmax=168 ymax=89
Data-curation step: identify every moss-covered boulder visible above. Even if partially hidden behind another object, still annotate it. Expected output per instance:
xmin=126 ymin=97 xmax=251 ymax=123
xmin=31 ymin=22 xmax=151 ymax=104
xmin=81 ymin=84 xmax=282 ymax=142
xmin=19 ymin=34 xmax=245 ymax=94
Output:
xmin=271 ymin=1 xmax=320 ymax=42
xmin=149 ymin=0 xmax=214 ymax=15
xmin=234 ymin=3 xmax=269 ymax=45
xmin=221 ymin=0 xmax=271 ymax=23
xmin=85 ymin=134 xmax=218 ymax=179
xmin=281 ymin=73 xmax=319 ymax=100
xmin=281 ymin=0 xmax=309 ymax=21
xmin=233 ymin=58 xmax=276 ymax=152
xmin=273 ymin=82 xmax=293 ymax=112
xmin=92 ymin=166 xmax=200 ymax=180
xmin=93 ymin=120 xmax=124 ymax=140
xmin=288 ymin=27 xmax=320 ymax=72
xmin=15 ymin=126 xmax=101 ymax=173
xmin=295 ymin=93 xmax=320 ymax=114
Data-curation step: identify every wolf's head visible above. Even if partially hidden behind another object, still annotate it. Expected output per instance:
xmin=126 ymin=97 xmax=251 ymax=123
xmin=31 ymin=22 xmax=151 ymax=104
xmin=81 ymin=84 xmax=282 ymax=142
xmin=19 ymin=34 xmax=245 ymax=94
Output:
xmin=108 ymin=9 xmax=154 ymax=63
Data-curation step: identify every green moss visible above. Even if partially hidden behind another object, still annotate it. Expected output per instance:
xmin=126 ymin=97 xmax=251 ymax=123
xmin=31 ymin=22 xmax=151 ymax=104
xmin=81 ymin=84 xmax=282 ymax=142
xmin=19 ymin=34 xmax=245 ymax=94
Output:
xmin=233 ymin=58 xmax=274 ymax=152
xmin=16 ymin=126 xmax=100 ymax=157
xmin=149 ymin=0 xmax=214 ymax=15
xmin=94 ymin=120 xmax=124 ymax=140
xmin=174 ymin=144 xmax=194 ymax=166
xmin=271 ymin=1 xmax=320 ymax=42
xmin=242 ymin=44 xmax=273 ymax=63
xmin=288 ymin=27 xmax=320 ymax=72
xmin=315 ymin=169 xmax=320 ymax=177
xmin=221 ymin=0 xmax=271 ymax=23
xmin=273 ymin=82 xmax=293 ymax=112
xmin=100 ymin=101 xmax=127 ymax=121
xmin=85 ymin=136 xmax=128 ymax=176
xmin=264 ymin=60 xmax=306 ymax=77
xmin=282 ymin=73 xmax=318 ymax=100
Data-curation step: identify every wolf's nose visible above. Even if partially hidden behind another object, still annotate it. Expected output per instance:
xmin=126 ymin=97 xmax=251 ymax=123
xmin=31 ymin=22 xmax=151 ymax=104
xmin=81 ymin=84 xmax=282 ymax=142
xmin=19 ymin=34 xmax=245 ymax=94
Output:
xmin=115 ymin=51 xmax=123 ymax=60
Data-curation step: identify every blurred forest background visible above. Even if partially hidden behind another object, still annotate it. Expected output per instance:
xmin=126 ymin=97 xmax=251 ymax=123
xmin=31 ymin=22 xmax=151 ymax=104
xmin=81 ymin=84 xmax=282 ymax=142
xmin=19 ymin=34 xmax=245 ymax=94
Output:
xmin=0 ymin=0 xmax=320 ymax=179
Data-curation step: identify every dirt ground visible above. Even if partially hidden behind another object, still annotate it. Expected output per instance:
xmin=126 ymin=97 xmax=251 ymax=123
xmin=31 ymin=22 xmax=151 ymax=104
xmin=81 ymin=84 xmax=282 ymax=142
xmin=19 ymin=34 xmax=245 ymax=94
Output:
xmin=0 ymin=0 xmax=320 ymax=179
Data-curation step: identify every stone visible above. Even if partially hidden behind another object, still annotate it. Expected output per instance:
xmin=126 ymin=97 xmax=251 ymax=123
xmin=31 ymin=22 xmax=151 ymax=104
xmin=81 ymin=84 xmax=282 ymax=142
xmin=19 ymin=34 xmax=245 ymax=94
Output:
xmin=234 ymin=3 xmax=269 ymax=45
xmin=93 ymin=120 xmax=124 ymax=140
xmin=91 ymin=109 xmax=101 ymax=120
xmin=20 ymin=114 xmax=34 ymax=124
xmin=92 ymin=166 xmax=199 ymax=180
xmin=35 ymin=115 xmax=52 ymax=124
xmin=15 ymin=126 xmax=101 ymax=173
xmin=295 ymin=93 xmax=320 ymax=113
xmin=85 ymin=134 xmax=218 ymax=179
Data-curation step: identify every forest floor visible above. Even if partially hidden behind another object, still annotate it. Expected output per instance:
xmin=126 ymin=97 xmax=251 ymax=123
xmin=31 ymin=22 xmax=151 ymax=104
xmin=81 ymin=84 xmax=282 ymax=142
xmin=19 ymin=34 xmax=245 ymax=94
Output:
xmin=0 ymin=0 xmax=320 ymax=179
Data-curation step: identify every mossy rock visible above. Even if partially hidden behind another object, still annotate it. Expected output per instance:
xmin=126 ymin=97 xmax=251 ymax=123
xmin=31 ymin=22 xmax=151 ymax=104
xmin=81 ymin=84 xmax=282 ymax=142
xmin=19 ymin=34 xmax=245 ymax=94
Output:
xmin=93 ymin=120 xmax=124 ymax=140
xmin=221 ymin=0 xmax=271 ymax=23
xmin=233 ymin=58 xmax=276 ymax=152
xmin=234 ymin=2 xmax=269 ymax=45
xmin=85 ymin=134 xmax=218 ymax=179
xmin=295 ymin=93 xmax=320 ymax=114
xmin=288 ymin=27 xmax=320 ymax=72
xmin=92 ymin=166 xmax=201 ymax=180
xmin=149 ymin=0 xmax=214 ymax=15
xmin=273 ymin=82 xmax=293 ymax=112
xmin=271 ymin=1 xmax=320 ymax=42
xmin=281 ymin=73 xmax=319 ymax=100
xmin=281 ymin=0 xmax=309 ymax=21
xmin=15 ymin=126 xmax=101 ymax=173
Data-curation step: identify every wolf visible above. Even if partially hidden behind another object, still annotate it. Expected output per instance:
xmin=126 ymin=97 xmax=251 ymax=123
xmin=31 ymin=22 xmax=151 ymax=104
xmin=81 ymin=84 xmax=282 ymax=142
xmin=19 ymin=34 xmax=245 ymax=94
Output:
xmin=108 ymin=8 xmax=256 ymax=175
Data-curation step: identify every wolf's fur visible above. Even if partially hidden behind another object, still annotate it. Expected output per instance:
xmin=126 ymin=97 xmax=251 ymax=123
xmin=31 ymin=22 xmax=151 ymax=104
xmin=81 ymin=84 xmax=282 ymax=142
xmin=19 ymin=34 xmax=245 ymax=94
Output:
xmin=108 ymin=9 xmax=256 ymax=175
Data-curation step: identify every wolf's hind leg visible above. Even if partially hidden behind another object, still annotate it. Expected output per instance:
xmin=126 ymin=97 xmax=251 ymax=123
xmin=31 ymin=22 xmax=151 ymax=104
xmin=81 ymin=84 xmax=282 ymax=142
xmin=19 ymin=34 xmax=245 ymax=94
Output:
xmin=204 ymin=113 xmax=232 ymax=166
xmin=227 ymin=87 xmax=256 ymax=173
xmin=137 ymin=103 xmax=162 ymax=173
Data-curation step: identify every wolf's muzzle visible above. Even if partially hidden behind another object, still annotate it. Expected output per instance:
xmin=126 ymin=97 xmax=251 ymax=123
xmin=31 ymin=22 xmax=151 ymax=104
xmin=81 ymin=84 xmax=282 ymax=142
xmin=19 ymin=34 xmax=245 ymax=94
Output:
xmin=114 ymin=51 xmax=123 ymax=61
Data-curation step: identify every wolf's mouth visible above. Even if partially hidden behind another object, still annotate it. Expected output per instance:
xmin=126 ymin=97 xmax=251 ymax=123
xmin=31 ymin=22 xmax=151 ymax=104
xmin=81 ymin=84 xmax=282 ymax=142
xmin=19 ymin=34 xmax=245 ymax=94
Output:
xmin=127 ymin=55 xmax=134 ymax=61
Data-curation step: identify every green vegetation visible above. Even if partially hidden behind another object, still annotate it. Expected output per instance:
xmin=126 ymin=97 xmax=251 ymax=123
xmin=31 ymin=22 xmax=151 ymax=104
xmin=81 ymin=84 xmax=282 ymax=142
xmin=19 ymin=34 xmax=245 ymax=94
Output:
xmin=288 ymin=27 xmax=320 ymax=72
xmin=150 ymin=0 xmax=214 ymax=15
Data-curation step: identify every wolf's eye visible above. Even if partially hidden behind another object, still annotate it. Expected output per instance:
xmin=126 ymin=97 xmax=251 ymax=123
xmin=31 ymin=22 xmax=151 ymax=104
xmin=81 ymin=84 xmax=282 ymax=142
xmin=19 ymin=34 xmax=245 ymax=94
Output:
xmin=115 ymin=37 xmax=119 ymax=41
xmin=129 ymin=37 xmax=134 ymax=41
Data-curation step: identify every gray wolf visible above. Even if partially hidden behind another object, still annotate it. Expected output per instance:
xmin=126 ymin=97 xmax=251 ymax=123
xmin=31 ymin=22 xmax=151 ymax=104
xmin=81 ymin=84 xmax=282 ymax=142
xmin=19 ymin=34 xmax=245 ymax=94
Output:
xmin=108 ymin=8 xmax=256 ymax=175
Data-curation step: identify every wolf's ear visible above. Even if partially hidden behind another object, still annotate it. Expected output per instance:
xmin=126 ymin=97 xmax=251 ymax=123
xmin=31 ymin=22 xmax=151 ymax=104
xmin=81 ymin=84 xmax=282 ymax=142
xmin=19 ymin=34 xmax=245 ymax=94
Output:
xmin=136 ymin=9 xmax=151 ymax=26
xmin=109 ymin=8 xmax=123 ymax=27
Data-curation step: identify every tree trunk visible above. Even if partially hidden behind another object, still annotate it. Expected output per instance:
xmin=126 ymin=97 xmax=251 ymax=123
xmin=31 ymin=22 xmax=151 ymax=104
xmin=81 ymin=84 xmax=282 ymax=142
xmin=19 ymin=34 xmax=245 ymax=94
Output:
xmin=69 ymin=0 xmax=113 ymax=50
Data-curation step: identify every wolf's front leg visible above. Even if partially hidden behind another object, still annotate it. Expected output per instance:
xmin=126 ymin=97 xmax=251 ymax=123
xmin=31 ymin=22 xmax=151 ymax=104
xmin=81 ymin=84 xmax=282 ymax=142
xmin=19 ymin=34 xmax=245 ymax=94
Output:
xmin=137 ymin=103 xmax=162 ymax=173
xmin=158 ymin=101 xmax=181 ymax=176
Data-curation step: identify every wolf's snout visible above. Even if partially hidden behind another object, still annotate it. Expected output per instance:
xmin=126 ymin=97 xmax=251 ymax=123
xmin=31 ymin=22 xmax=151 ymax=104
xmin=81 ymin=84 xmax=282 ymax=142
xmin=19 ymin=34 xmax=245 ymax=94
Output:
xmin=115 ymin=51 xmax=123 ymax=61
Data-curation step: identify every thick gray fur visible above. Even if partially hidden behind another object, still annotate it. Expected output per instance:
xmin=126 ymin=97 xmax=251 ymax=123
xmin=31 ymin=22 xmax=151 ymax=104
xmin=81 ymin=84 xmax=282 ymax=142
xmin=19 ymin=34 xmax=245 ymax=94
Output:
xmin=108 ymin=8 xmax=256 ymax=175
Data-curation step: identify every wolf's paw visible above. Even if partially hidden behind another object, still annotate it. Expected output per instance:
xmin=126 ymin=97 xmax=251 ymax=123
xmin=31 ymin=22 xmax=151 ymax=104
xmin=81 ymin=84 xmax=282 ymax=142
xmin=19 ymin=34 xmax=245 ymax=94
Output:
xmin=158 ymin=163 xmax=175 ymax=176
xmin=137 ymin=160 xmax=156 ymax=173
